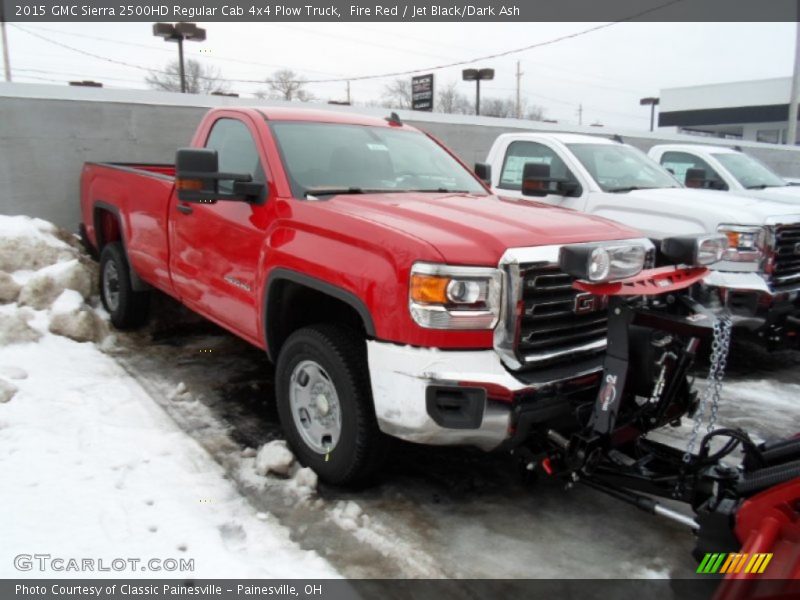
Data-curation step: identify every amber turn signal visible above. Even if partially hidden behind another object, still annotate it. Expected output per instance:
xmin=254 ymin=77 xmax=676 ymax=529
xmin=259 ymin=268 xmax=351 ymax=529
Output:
xmin=410 ymin=273 xmax=450 ymax=304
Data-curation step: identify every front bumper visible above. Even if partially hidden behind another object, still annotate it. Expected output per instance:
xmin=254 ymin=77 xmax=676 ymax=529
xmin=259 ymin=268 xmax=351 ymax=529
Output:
xmin=703 ymin=271 xmax=800 ymax=346
xmin=366 ymin=340 xmax=601 ymax=450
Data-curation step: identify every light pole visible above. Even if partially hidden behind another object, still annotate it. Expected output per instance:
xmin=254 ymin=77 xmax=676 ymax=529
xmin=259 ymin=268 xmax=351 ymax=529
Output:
xmin=640 ymin=97 xmax=660 ymax=132
xmin=153 ymin=22 xmax=206 ymax=93
xmin=462 ymin=68 xmax=494 ymax=116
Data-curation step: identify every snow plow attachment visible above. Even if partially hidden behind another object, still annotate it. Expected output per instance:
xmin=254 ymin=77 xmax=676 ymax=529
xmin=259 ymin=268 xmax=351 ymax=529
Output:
xmin=527 ymin=243 xmax=800 ymax=595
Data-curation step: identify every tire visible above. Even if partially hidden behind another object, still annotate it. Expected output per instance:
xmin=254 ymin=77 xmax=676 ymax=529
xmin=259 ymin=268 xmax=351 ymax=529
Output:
xmin=99 ymin=242 xmax=150 ymax=329
xmin=275 ymin=324 xmax=389 ymax=486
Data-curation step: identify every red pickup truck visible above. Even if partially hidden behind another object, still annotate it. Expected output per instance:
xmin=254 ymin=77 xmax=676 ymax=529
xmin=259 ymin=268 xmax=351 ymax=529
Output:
xmin=79 ymin=107 xmax=687 ymax=485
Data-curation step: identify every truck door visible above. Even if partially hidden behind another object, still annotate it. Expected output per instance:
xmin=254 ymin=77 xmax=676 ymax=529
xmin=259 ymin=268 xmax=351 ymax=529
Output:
xmin=493 ymin=140 xmax=585 ymax=210
xmin=169 ymin=115 xmax=271 ymax=346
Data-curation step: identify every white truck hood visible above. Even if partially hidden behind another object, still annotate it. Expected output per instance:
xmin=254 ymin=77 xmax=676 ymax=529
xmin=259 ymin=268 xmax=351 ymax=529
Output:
xmin=622 ymin=188 xmax=800 ymax=227
xmin=728 ymin=186 xmax=800 ymax=204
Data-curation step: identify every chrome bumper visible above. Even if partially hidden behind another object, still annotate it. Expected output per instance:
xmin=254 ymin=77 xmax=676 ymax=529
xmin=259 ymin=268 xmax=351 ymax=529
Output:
xmin=366 ymin=340 xmax=529 ymax=450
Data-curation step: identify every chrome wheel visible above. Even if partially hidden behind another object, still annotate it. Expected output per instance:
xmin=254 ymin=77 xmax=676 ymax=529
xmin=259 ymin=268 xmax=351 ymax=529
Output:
xmin=102 ymin=259 xmax=120 ymax=312
xmin=289 ymin=360 xmax=342 ymax=454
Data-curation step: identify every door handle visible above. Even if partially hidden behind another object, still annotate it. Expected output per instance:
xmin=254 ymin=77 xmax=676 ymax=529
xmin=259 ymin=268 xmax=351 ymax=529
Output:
xmin=176 ymin=204 xmax=193 ymax=215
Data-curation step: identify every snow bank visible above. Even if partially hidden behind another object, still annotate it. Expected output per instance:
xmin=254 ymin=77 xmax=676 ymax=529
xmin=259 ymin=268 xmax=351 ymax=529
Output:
xmin=0 ymin=378 xmax=17 ymax=403
xmin=0 ymin=215 xmax=104 ymax=344
xmin=0 ymin=320 xmax=338 ymax=579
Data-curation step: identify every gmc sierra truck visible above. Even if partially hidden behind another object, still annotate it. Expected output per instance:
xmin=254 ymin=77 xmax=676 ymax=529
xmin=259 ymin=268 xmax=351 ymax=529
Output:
xmin=79 ymin=107 xmax=681 ymax=485
xmin=648 ymin=143 xmax=800 ymax=203
xmin=480 ymin=132 xmax=800 ymax=349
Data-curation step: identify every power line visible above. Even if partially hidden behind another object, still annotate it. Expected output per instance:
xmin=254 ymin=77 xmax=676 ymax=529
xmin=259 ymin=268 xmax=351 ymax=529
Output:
xmin=12 ymin=0 xmax=685 ymax=86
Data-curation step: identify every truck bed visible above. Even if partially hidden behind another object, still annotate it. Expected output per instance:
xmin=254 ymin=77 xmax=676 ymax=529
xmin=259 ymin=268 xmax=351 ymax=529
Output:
xmin=80 ymin=161 xmax=177 ymax=294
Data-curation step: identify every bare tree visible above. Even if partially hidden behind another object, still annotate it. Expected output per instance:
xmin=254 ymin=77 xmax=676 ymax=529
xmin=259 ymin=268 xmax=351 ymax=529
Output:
xmin=262 ymin=69 xmax=313 ymax=102
xmin=480 ymin=96 xmax=546 ymax=120
xmin=436 ymin=82 xmax=473 ymax=115
xmin=145 ymin=60 xmax=230 ymax=95
xmin=381 ymin=78 xmax=412 ymax=109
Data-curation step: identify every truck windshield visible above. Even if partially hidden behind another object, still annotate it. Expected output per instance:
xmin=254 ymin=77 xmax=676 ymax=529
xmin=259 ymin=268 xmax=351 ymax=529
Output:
xmin=712 ymin=153 xmax=787 ymax=189
xmin=270 ymin=122 xmax=487 ymax=198
xmin=567 ymin=143 xmax=680 ymax=192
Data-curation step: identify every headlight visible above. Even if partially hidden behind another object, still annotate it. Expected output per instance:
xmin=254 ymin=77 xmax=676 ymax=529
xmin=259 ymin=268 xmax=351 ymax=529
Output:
xmin=409 ymin=263 xmax=502 ymax=329
xmin=717 ymin=225 xmax=767 ymax=262
xmin=660 ymin=234 xmax=728 ymax=266
xmin=558 ymin=243 xmax=648 ymax=283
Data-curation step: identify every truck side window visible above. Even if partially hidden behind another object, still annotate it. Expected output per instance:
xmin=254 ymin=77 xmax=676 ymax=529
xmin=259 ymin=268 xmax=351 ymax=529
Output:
xmin=498 ymin=141 xmax=576 ymax=191
xmin=660 ymin=151 xmax=720 ymax=188
xmin=205 ymin=118 xmax=265 ymax=194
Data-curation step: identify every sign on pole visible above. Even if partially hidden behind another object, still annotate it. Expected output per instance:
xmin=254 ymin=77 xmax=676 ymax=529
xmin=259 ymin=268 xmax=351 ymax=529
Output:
xmin=412 ymin=74 xmax=434 ymax=111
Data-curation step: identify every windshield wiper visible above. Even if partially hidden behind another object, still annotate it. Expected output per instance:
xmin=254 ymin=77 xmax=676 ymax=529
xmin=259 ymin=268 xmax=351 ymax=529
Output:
xmin=746 ymin=184 xmax=784 ymax=190
xmin=305 ymin=187 xmax=365 ymax=197
xmin=607 ymin=186 xmax=652 ymax=193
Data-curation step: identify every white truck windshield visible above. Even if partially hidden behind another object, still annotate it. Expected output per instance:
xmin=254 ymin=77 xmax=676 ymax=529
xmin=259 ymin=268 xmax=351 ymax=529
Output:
xmin=568 ymin=143 xmax=680 ymax=193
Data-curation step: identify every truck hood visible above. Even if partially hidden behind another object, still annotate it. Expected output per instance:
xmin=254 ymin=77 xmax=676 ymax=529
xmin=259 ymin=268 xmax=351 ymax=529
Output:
xmin=729 ymin=186 xmax=800 ymax=204
xmin=317 ymin=192 xmax=642 ymax=265
xmin=623 ymin=188 xmax=800 ymax=226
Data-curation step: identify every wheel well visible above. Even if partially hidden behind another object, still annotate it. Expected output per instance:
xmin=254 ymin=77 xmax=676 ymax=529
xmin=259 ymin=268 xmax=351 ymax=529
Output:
xmin=93 ymin=207 xmax=121 ymax=251
xmin=266 ymin=278 xmax=370 ymax=361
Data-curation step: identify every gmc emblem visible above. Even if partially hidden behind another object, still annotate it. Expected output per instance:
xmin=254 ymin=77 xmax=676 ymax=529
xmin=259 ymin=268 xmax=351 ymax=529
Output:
xmin=574 ymin=293 xmax=600 ymax=314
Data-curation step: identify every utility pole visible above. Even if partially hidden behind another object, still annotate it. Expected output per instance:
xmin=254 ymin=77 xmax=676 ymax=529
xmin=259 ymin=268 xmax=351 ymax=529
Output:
xmin=0 ymin=1 xmax=11 ymax=82
xmin=515 ymin=61 xmax=523 ymax=119
xmin=577 ymin=104 xmax=583 ymax=126
xmin=788 ymin=16 xmax=800 ymax=145
xmin=346 ymin=81 xmax=351 ymax=104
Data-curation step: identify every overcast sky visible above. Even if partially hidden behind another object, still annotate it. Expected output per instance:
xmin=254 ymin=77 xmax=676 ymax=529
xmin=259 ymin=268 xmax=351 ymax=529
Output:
xmin=1 ymin=21 xmax=795 ymax=130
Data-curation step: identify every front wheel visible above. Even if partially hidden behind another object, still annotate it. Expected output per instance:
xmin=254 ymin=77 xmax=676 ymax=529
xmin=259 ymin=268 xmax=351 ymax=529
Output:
xmin=275 ymin=324 xmax=389 ymax=486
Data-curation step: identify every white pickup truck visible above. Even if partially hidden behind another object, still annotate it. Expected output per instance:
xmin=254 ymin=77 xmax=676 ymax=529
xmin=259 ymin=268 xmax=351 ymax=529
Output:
xmin=479 ymin=132 xmax=800 ymax=348
xmin=647 ymin=144 xmax=800 ymax=203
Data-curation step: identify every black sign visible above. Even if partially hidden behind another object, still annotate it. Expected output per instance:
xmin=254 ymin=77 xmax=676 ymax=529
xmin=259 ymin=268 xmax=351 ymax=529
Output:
xmin=412 ymin=74 xmax=434 ymax=112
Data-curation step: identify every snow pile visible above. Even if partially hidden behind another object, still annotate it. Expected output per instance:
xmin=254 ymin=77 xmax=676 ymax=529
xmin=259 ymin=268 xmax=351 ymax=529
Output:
xmin=255 ymin=439 xmax=296 ymax=477
xmin=0 ymin=378 xmax=17 ymax=403
xmin=0 ymin=215 xmax=103 ymax=343
xmin=0 ymin=333 xmax=339 ymax=578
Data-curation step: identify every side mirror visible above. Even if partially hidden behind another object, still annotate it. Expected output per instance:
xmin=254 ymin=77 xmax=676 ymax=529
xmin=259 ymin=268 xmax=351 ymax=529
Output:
xmin=521 ymin=163 xmax=552 ymax=197
xmin=684 ymin=167 xmax=707 ymax=189
xmin=474 ymin=162 xmax=492 ymax=186
xmin=175 ymin=148 xmax=264 ymax=203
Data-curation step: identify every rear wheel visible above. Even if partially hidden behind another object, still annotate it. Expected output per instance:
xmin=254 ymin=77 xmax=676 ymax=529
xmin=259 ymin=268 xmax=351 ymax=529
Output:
xmin=275 ymin=324 xmax=389 ymax=486
xmin=99 ymin=242 xmax=149 ymax=329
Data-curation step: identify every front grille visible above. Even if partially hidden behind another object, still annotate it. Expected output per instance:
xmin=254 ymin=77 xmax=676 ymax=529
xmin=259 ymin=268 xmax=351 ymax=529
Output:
xmin=771 ymin=224 xmax=800 ymax=290
xmin=516 ymin=264 xmax=607 ymax=368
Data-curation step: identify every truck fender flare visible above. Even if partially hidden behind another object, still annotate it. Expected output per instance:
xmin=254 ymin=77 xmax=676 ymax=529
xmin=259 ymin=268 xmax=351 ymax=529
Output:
xmin=92 ymin=200 xmax=150 ymax=292
xmin=263 ymin=268 xmax=376 ymax=362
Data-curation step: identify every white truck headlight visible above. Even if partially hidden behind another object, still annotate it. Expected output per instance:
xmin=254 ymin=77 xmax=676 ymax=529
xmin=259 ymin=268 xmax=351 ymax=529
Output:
xmin=409 ymin=263 xmax=502 ymax=329
xmin=559 ymin=243 xmax=648 ymax=283
xmin=717 ymin=225 xmax=767 ymax=263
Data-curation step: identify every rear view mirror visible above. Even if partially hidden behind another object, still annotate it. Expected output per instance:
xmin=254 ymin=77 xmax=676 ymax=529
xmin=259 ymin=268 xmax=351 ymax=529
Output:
xmin=474 ymin=162 xmax=492 ymax=186
xmin=175 ymin=148 xmax=264 ymax=203
xmin=521 ymin=163 xmax=581 ymax=198
xmin=521 ymin=163 xmax=552 ymax=197
xmin=684 ymin=168 xmax=707 ymax=189
xmin=684 ymin=167 xmax=728 ymax=191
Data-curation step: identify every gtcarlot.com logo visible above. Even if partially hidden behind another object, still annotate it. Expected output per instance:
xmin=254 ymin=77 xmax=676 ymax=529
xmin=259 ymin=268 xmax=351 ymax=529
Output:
xmin=697 ymin=552 xmax=772 ymax=575
xmin=14 ymin=553 xmax=195 ymax=573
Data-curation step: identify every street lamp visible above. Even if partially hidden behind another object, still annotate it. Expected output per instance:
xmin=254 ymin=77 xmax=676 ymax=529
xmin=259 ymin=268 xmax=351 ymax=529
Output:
xmin=640 ymin=96 xmax=660 ymax=132
xmin=462 ymin=68 xmax=494 ymax=116
xmin=153 ymin=22 xmax=206 ymax=93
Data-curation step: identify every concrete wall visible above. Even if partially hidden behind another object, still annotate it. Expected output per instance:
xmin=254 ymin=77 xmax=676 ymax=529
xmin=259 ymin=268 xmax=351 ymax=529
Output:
xmin=3 ymin=82 xmax=800 ymax=230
